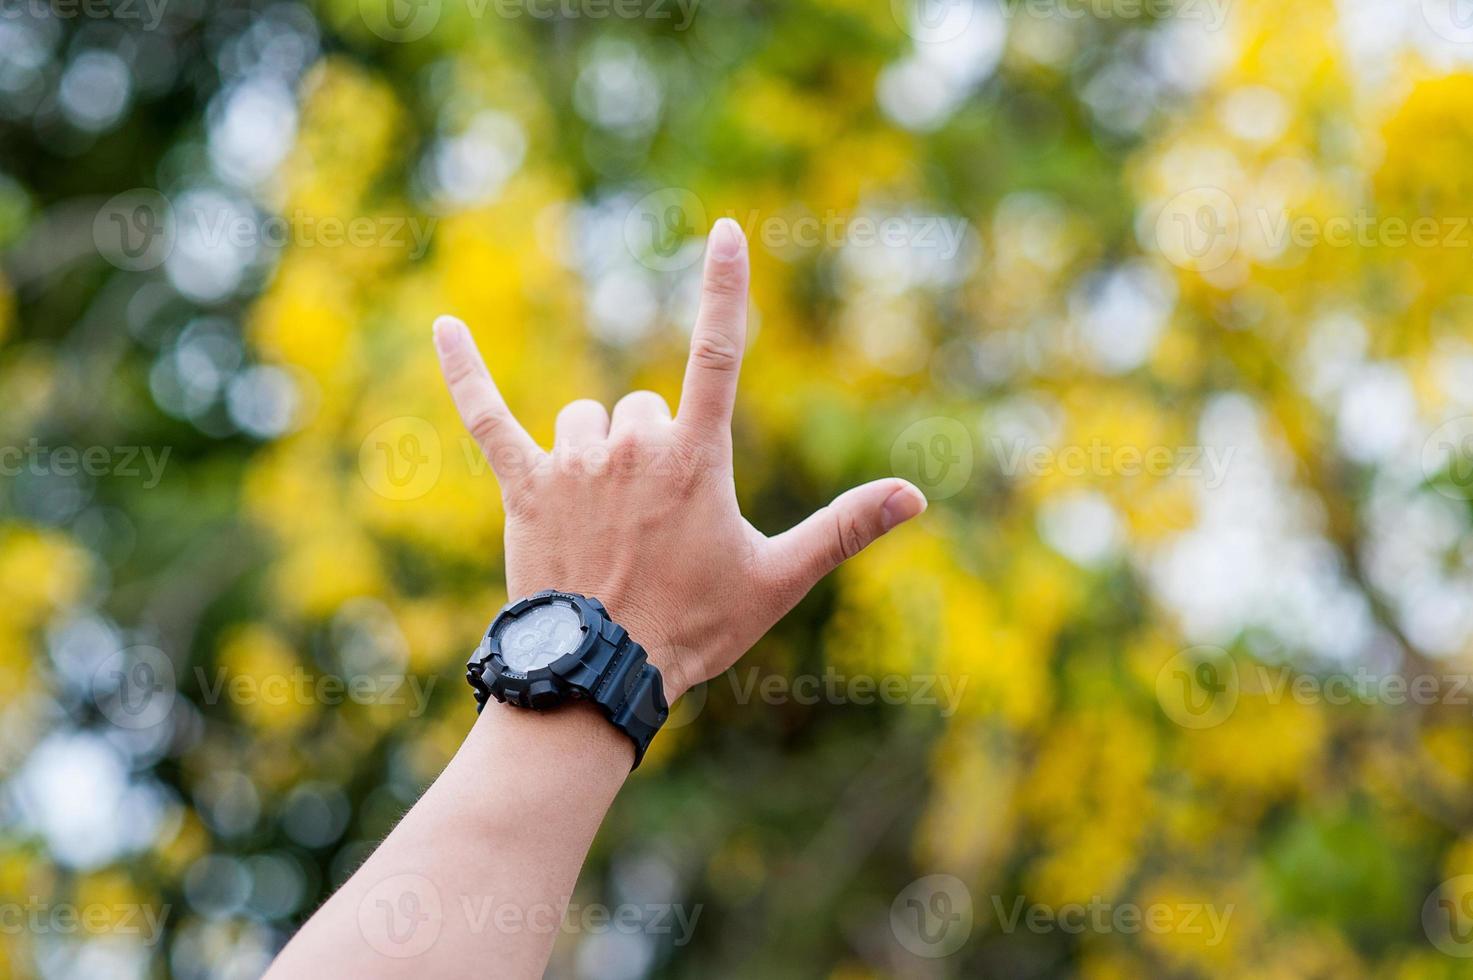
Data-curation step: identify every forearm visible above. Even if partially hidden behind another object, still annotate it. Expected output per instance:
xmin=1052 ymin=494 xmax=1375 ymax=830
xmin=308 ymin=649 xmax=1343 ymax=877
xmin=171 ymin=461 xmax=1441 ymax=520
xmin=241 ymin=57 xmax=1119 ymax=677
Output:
xmin=266 ymin=703 xmax=631 ymax=978
xmin=265 ymin=220 xmax=923 ymax=978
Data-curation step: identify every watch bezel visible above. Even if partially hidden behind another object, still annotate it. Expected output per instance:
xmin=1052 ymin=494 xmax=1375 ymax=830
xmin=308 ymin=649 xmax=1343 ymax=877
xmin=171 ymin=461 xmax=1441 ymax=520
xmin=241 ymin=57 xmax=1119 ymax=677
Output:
xmin=465 ymin=589 xmax=668 ymax=768
xmin=468 ymin=590 xmax=603 ymax=708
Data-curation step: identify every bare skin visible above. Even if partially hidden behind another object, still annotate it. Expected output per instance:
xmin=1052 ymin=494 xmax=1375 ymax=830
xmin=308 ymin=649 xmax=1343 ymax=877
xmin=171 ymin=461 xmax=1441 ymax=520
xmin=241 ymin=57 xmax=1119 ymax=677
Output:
xmin=265 ymin=218 xmax=926 ymax=978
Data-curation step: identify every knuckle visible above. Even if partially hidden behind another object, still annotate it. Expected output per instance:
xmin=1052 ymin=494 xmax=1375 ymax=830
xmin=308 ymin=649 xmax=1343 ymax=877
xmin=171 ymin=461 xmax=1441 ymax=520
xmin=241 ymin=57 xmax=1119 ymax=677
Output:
xmin=445 ymin=359 xmax=481 ymax=388
xmin=467 ymin=410 xmax=506 ymax=445
xmin=689 ymin=336 xmax=741 ymax=373
xmin=832 ymin=507 xmax=865 ymax=564
xmin=702 ymin=269 xmax=746 ymax=301
xmin=607 ymin=433 xmax=647 ymax=473
xmin=669 ymin=435 xmax=717 ymax=484
xmin=501 ymin=479 xmax=538 ymax=518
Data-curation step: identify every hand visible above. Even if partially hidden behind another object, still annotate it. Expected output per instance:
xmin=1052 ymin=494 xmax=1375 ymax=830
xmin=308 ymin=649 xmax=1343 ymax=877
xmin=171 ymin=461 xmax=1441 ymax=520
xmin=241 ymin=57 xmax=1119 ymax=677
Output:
xmin=432 ymin=218 xmax=926 ymax=701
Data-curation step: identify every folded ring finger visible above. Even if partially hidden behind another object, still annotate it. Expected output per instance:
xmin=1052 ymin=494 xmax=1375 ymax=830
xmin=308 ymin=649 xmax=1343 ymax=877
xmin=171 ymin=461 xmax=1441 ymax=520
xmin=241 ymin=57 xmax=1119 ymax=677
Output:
xmin=609 ymin=390 xmax=672 ymax=441
xmin=554 ymin=399 xmax=609 ymax=455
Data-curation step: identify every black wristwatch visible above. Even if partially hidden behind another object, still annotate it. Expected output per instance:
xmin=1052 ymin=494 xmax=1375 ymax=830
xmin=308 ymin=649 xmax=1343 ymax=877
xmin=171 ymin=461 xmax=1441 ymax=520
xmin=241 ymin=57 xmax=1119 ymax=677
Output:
xmin=465 ymin=590 xmax=669 ymax=769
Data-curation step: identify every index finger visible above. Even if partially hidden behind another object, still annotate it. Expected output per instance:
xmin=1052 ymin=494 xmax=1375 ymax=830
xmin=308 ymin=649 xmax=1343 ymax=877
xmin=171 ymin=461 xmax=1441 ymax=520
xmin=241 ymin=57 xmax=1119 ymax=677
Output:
xmin=676 ymin=218 xmax=749 ymax=439
xmin=432 ymin=315 xmax=543 ymax=479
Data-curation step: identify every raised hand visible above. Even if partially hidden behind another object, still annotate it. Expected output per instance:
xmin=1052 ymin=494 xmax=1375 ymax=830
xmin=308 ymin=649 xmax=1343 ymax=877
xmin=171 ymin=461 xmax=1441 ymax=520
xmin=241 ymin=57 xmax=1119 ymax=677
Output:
xmin=432 ymin=218 xmax=926 ymax=700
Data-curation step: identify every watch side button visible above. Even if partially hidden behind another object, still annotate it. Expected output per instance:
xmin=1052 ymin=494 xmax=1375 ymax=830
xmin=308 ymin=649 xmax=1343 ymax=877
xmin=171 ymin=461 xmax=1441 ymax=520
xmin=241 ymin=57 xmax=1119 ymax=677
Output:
xmin=527 ymin=679 xmax=560 ymax=710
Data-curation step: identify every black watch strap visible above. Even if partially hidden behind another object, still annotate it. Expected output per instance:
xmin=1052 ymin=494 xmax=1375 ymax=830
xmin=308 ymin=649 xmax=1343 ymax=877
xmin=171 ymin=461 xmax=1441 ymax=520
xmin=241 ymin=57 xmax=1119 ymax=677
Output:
xmin=590 ymin=628 xmax=668 ymax=769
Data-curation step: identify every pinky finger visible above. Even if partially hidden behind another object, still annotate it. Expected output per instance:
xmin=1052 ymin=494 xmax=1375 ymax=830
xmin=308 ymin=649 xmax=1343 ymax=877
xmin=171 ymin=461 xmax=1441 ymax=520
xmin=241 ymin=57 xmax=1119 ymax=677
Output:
xmin=432 ymin=315 xmax=544 ymax=479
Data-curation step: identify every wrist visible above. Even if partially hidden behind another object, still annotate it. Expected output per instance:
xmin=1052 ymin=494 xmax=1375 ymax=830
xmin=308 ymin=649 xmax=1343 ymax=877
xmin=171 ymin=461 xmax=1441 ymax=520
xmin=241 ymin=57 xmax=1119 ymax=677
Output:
xmin=466 ymin=695 xmax=635 ymax=774
xmin=471 ymin=588 xmax=676 ymax=766
xmin=505 ymin=580 xmax=692 ymax=701
xmin=600 ymin=607 xmax=690 ymax=703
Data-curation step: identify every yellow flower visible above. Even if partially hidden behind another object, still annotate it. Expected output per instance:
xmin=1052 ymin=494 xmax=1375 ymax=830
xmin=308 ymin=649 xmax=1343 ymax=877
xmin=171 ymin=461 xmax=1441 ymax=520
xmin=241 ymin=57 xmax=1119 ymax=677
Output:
xmin=916 ymin=722 xmax=1019 ymax=879
xmin=271 ymin=529 xmax=384 ymax=619
xmin=1135 ymin=877 xmax=1245 ymax=971
xmin=73 ymin=870 xmax=152 ymax=936
xmin=217 ymin=625 xmax=313 ymax=733
xmin=154 ymin=809 xmax=209 ymax=878
xmin=0 ymin=526 xmax=90 ymax=629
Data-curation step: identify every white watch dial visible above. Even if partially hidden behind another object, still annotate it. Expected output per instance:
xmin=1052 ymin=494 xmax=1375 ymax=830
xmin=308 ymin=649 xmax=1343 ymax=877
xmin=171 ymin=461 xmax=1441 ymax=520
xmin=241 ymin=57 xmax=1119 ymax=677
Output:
xmin=498 ymin=601 xmax=585 ymax=672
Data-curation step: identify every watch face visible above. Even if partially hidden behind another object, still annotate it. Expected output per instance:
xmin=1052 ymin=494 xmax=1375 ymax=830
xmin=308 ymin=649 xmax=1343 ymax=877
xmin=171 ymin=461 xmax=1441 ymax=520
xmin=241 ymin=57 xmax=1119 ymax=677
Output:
xmin=497 ymin=599 xmax=585 ymax=673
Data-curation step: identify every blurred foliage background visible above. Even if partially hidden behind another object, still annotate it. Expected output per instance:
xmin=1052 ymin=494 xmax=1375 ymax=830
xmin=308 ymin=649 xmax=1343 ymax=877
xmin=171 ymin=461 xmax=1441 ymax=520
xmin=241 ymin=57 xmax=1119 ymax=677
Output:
xmin=7 ymin=0 xmax=1473 ymax=976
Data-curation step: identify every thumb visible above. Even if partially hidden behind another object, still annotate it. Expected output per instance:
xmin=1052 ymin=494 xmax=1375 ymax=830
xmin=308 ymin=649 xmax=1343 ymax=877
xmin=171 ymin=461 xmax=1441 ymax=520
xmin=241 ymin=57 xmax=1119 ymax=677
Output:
xmin=764 ymin=478 xmax=927 ymax=595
